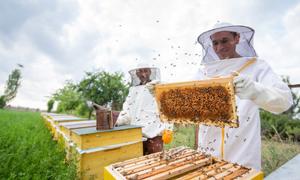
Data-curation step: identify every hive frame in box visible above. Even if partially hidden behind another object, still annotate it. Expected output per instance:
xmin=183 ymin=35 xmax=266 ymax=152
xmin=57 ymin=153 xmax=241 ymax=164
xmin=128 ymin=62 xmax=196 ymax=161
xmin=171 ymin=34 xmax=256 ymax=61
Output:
xmin=154 ymin=76 xmax=238 ymax=128
xmin=104 ymin=146 xmax=264 ymax=180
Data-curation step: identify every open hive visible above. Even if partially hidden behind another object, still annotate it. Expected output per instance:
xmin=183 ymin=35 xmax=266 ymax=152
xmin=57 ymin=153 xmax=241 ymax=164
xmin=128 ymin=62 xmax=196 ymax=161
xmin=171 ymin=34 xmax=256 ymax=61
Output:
xmin=154 ymin=77 xmax=238 ymax=128
xmin=104 ymin=146 xmax=263 ymax=180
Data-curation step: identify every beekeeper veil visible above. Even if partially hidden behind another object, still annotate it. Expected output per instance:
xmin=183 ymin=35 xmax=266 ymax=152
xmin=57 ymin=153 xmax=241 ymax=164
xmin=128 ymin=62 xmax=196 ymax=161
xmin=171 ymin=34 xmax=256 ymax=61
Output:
xmin=197 ymin=22 xmax=257 ymax=63
xmin=129 ymin=63 xmax=161 ymax=86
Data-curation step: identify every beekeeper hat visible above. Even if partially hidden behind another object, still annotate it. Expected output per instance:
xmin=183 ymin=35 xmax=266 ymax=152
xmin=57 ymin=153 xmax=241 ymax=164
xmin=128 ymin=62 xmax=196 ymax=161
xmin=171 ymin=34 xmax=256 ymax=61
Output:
xmin=129 ymin=63 xmax=161 ymax=86
xmin=197 ymin=22 xmax=257 ymax=63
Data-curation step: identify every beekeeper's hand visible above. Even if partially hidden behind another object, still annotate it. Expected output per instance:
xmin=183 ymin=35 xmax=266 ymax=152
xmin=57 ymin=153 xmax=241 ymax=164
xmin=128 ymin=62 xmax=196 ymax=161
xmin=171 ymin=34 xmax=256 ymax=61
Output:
xmin=115 ymin=113 xmax=131 ymax=126
xmin=146 ymin=80 xmax=160 ymax=96
xmin=234 ymin=74 xmax=292 ymax=113
xmin=233 ymin=75 xmax=259 ymax=100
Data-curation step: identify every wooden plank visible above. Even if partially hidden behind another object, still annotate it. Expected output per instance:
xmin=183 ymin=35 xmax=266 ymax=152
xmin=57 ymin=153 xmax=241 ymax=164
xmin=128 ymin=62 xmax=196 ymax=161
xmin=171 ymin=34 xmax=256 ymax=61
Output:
xmin=128 ymin=155 xmax=211 ymax=179
xmin=223 ymin=167 xmax=250 ymax=180
xmin=142 ymin=157 xmax=212 ymax=180
xmin=118 ymin=148 xmax=193 ymax=171
xmin=177 ymin=161 xmax=228 ymax=179
xmin=121 ymin=150 xmax=198 ymax=175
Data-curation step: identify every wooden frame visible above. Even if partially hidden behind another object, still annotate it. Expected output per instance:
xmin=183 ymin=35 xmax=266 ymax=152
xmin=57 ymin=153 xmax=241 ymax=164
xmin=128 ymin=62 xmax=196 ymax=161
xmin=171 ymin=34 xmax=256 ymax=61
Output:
xmin=154 ymin=77 xmax=238 ymax=128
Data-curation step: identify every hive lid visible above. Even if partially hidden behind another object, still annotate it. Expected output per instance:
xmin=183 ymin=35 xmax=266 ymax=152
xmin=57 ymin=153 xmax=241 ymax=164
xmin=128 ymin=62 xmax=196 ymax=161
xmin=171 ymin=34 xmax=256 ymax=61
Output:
xmin=72 ymin=125 xmax=143 ymax=135
xmin=154 ymin=76 xmax=238 ymax=128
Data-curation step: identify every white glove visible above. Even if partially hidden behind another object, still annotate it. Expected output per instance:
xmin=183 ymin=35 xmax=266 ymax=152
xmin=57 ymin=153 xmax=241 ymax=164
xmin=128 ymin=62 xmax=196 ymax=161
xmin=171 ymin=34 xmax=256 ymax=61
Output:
xmin=233 ymin=75 xmax=292 ymax=113
xmin=115 ymin=112 xmax=131 ymax=126
xmin=233 ymin=75 xmax=258 ymax=100
xmin=145 ymin=80 xmax=160 ymax=96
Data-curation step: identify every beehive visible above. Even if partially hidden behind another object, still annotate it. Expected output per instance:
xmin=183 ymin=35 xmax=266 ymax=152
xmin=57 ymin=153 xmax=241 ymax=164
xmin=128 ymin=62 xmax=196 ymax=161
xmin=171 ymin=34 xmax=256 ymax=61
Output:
xmin=154 ymin=77 xmax=238 ymax=128
xmin=104 ymin=146 xmax=263 ymax=180
xmin=70 ymin=125 xmax=143 ymax=180
xmin=59 ymin=120 xmax=96 ymax=140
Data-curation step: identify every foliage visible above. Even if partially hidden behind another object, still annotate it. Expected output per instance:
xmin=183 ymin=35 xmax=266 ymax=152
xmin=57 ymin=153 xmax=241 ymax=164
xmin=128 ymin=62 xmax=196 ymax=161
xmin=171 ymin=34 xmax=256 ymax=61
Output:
xmin=53 ymin=81 xmax=84 ymax=114
xmin=47 ymin=99 xmax=55 ymax=112
xmin=0 ymin=96 xmax=5 ymax=109
xmin=282 ymin=76 xmax=300 ymax=118
xmin=50 ymin=71 xmax=129 ymax=118
xmin=78 ymin=71 xmax=129 ymax=111
xmin=0 ymin=109 xmax=77 ymax=179
xmin=261 ymin=110 xmax=300 ymax=141
xmin=0 ymin=68 xmax=22 ymax=108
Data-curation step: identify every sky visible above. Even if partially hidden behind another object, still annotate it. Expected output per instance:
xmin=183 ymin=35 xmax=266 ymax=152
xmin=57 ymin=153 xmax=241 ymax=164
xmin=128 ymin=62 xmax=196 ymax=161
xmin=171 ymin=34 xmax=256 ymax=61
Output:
xmin=0 ymin=0 xmax=299 ymax=110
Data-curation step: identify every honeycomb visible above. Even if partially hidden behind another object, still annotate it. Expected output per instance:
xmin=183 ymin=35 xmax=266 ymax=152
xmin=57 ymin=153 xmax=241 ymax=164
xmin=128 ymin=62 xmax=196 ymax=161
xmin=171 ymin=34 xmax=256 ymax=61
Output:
xmin=155 ymin=77 xmax=238 ymax=128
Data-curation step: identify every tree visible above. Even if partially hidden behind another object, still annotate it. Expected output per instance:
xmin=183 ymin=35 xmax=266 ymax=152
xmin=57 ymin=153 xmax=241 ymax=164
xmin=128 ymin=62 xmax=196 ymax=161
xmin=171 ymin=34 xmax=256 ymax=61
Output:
xmin=282 ymin=76 xmax=300 ymax=118
xmin=78 ymin=71 xmax=129 ymax=111
xmin=53 ymin=81 xmax=83 ymax=113
xmin=47 ymin=99 xmax=55 ymax=112
xmin=0 ymin=67 xmax=22 ymax=108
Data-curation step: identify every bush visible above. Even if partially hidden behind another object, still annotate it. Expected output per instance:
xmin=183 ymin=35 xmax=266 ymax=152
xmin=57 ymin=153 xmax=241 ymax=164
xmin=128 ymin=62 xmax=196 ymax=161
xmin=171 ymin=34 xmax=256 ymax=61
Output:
xmin=47 ymin=99 xmax=55 ymax=112
xmin=0 ymin=96 xmax=6 ymax=109
xmin=261 ymin=110 xmax=300 ymax=141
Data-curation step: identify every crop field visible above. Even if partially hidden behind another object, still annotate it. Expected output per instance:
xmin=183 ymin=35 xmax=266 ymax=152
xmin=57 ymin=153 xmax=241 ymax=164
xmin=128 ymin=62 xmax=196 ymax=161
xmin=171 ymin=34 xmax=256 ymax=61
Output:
xmin=0 ymin=109 xmax=77 ymax=179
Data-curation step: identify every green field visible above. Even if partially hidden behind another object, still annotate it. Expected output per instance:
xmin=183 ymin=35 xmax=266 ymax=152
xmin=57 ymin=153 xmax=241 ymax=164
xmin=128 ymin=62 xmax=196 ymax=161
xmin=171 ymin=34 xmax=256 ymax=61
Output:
xmin=0 ymin=109 xmax=299 ymax=179
xmin=0 ymin=109 xmax=77 ymax=179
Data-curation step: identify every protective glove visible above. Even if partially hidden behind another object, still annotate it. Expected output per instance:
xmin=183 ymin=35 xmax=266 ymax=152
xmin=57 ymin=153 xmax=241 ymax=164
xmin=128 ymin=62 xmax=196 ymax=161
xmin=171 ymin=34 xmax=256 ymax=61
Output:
xmin=145 ymin=80 xmax=160 ymax=96
xmin=162 ymin=130 xmax=173 ymax=144
xmin=233 ymin=75 xmax=258 ymax=100
xmin=233 ymin=74 xmax=292 ymax=113
xmin=115 ymin=112 xmax=131 ymax=126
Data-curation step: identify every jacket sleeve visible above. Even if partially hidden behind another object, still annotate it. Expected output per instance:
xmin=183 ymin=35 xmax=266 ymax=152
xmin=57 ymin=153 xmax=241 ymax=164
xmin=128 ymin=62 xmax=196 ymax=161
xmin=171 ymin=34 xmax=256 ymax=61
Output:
xmin=253 ymin=60 xmax=293 ymax=114
xmin=116 ymin=88 xmax=133 ymax=125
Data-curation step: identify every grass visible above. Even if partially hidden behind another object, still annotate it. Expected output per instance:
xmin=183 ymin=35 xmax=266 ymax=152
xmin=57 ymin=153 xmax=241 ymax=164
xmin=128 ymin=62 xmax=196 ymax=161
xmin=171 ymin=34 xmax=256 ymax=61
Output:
xmin=0 ymin=109 xmax=77 ymax=180
xmin=262 ymin=138 xmax=300 ymax=175
xmin=165 ymin=124 xmax=300 ymax=176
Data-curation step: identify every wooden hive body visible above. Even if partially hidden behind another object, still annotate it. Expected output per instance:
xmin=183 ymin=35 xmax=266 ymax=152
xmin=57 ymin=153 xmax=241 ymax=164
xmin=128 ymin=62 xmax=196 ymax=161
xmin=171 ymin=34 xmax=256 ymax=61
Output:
xmin=104 ymin=146 xmax=263 ymax=180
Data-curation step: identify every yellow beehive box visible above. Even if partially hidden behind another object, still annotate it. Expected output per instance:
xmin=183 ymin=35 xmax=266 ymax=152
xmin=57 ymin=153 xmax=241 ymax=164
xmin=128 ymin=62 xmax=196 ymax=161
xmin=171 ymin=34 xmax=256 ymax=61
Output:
xmin=52 ymin=117 xmax=88 ymax=139
xmin=70 ymin=125 xmax=143 ymax=150
xmin=104 ymin=146 xmax=263 ymax=180
xmin=154 ymin=77 xmax=238 ymax=128
xmin=70 ymin=125 xmax=143 ymax=180
xmin=57 ymin=121 xmax=96 ymax=152
xmin=52 ymin=116 xmax=87 ymax=125
xmin=59 ymin=120 xmax=96 ymax=140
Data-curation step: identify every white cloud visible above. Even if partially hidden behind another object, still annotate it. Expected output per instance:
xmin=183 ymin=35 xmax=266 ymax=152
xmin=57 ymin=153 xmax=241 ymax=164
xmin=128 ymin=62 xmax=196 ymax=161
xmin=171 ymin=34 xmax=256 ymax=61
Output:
xmin=0 ymin=0 xmax=299 ymax=110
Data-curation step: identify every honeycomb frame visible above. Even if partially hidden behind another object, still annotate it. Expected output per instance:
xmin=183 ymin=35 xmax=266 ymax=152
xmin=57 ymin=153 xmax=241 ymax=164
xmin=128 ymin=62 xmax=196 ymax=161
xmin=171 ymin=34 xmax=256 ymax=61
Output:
xmin=154 ymin=77 xmax=238 ymax=128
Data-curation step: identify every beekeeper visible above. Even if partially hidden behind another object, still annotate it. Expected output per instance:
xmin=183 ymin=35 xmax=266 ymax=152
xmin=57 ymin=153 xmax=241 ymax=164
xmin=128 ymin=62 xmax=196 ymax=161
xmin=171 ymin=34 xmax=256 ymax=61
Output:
xmin=195 ymin=22 xmax=293 ymax=170
xmin=116 ymin=63 xmax=173 ymax=155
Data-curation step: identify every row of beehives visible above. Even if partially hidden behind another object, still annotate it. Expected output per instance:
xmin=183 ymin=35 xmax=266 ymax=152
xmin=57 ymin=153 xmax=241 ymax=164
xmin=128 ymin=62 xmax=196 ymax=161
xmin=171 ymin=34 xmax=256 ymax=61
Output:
xmin=41 ymin=112 xmax=144 ymax=180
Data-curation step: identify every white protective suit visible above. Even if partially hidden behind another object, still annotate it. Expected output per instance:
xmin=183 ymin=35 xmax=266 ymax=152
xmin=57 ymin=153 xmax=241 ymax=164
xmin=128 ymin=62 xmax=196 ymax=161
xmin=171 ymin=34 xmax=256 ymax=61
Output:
xmin=196 ymin=22 xmax=293 ymax=170
xmin=116 ymin=64 xmax=173 ymax=138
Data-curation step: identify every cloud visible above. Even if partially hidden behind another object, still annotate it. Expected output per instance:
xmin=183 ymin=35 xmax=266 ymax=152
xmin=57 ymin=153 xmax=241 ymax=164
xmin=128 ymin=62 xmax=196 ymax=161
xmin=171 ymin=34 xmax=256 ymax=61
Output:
xmin=0 ymin=0 xmax=299 ymax=110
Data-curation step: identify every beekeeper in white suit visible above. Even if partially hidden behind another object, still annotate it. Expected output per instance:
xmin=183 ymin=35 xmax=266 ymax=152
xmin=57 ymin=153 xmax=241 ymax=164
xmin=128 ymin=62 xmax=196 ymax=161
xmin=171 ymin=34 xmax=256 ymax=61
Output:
xmin=195 ymin=22 xmax=293 ymax=170
xmin=116 ymin=63 xmax=173 ymax=155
